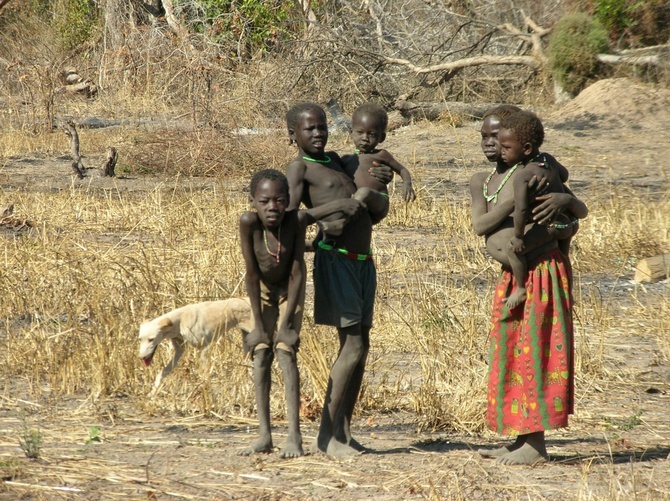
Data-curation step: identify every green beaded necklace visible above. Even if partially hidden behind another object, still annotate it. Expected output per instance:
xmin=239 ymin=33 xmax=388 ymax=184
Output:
xmin=482 ymin=163 xmax=520 ymax=205
xmin=302 ymin=154 xmax=331 ymax=164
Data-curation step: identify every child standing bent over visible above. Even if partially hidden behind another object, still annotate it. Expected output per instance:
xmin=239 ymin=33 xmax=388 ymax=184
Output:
xmin=319 ymin=103 xmax=415 ymax=236
xmin=238 ymin=169 xmax=309 ymax=458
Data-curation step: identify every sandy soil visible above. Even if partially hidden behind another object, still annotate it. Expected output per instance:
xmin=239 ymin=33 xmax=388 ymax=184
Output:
xmin=1 ymin=78 xmax=669 ymax=499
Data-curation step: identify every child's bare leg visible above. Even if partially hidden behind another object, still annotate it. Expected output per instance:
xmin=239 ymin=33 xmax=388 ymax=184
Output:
xmin=504 ymin=246 xmax=528 ymax=309
xmin=319 ymin=188 xmax=389 ymax=236
xmin=238 ymin=347 xmax=274 ymax=455
xmin=276 ymin=346 xmax=304 ymax=458
xmin=485 ymin=230 xmax=513 ymax=267
xmin=548 ymin=224 xmax=577 ymax=258
xmin=478 ymin=435 xmax=527 ymax=458
xmin=354 ymin=187 xmax=390 ymax=222
xmin=558 ymin=236 xmax=572 ymax=257
xmin=315 ymin=324 xmax=366 ymax=456
xmin=333 ymin=326 xmax=370 ymax=451
xmin=496 ymin=431 xmax=548 ymax=465
xmin=504 ymin=222 xmax=567 ymax=308
xmin=318 ymin=217 xmax=348 ymax=237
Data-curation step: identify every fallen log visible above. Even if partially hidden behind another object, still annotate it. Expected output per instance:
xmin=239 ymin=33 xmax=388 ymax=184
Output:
xmin=56 ymin=66 xmax=97 ymax=97
xmin=394 ymin=100 xmax=498 ymax=123
xmin=597 ymin=44 xmax=669 ymax=68
xmin=634 ymin=254 xmax=670 ymax=283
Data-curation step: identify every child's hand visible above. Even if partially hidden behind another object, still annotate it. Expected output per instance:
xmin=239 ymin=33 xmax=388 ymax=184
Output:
xmin=532 ymin=192 xmax=571 ymax=225
xmin=509 ymin=236 xmax=525 ymax=254
xmin=245 ymin=328 xmax=271 ymax=354
xmin=368 ymin=161 xmax=393 ymax=184
xmin=277 ymin=327 xmax=300 ymax=351
xmin=528 ymin=173 xmax=550 ymax=196
xmin=403 ymin=183 xmax=416 ymax=202
xmin=337 ymin=198 xmax=367 ymax=218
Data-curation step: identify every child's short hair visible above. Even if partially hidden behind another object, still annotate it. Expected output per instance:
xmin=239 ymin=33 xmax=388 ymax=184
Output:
xmin=500 ymin=110 xmax=544 ymax=149
xmin=250 ymin=169 xmax=289 ymax=197
xmin=352 ymin=103 xmax=388 ymax=131
xmin=483 ymin=104 xmax=522 ymax=121
xmin=286 ymin=102 xmax=326 ymax=130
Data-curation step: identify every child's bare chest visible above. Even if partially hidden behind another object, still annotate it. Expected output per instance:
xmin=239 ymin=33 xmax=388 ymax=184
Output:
xmin=304 ymin=164 xmax=356 ymax=203
xmin=352 ymin=154 xmax=385 ymax=191
xmin=484 ymin=170 xmax=517 ymax=210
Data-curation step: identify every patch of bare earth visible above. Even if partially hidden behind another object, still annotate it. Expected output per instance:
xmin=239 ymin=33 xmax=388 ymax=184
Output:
xmin=1 ymin=78 xmax=669 ymax=499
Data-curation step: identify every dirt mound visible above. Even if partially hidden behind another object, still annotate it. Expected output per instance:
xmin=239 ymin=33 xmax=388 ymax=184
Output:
xmin=549 ymin=77 xmax=670 ymax=130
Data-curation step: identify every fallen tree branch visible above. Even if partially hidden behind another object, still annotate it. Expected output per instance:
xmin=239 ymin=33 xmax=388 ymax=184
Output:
xmin=597 ymin=53 xmax=669 ymax=67
xmin=394 ymin=99 xmax=498 ymax=122
xmin=382 ymin=54 xmax=541 ymax=74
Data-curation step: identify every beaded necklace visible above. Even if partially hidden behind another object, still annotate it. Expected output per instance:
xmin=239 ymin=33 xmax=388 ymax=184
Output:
xmin=302 ymin=154 xmax=331 ymax=164
xmin=263 ymin=225 xmax=281 ymax=263
xmin=482 ymin=163 xmax=520 ymax=205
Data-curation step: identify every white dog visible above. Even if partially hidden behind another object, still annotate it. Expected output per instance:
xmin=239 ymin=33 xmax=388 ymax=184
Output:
xmin=138 ymin=298 xmax=251 ymax=396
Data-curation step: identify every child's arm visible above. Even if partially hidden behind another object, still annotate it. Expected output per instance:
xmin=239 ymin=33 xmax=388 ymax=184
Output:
xmin=469 ymin=171 xmax=514 ymax=237
xmin=239 ymin=212 xmax=269 ymax=353
xmin=510 ymin=171 xmax=533 ymax=253
xmin=276 ymin=212 xmax=308 ymax=348
xmin=286 ymin=159 xmax=306 ymax=211
xmin=541 ymin=153 xmax=569 ymax=183
xmin=378 ymin=150 xmax=415 ymax=202
xmin=286 ymin=158 xmax=364 ymax=220
xmin=532 ymin=186 xmax=588 ymax=224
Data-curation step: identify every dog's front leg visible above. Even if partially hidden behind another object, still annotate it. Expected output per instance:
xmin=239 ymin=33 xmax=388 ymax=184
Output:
xmin=149 ymin=338 xmax=186 ymax=397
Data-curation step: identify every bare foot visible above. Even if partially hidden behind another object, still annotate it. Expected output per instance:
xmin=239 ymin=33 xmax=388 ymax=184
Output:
xmin=496 ymin=443 xmax=548 ymax=465
xmin=349 ymin=437 xmax=367 ymax=452
xmin=478 ymin=436 xmax=526 ymax=458
xmin=325 ymin=438 xmax=361 ymax=456
xmin=310 ymin=436 xmax=361 ymax=456
xmin=505 ymin=287 xmax=527 ymax=309
xmin=318 ymin=219 xmax=346 ymax=237
xmin=237 ymin=436 xmax=273 ymax=456
xmin=279 ymin=436 xmax=304 ymax=458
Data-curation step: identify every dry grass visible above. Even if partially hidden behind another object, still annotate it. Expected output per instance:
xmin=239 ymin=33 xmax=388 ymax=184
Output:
xmin=1 ymin=18 xmax=669 ymax=500
xmin=0 ymin=169 xmax=667 ymax=428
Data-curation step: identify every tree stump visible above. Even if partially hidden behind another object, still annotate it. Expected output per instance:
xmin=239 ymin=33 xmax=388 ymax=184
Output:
xmin=101 ymin=147 xmax=118 ymax=177
xmin=634 ymin=254 xmax=670 ymax=283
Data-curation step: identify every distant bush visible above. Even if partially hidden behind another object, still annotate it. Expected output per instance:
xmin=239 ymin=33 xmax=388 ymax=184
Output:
xmin=192 ymin=0 xmax=298 ymax=57
xmin=54 ymin=0 xmax=98 ymax=51
xmin=546 ymin=13 xmax=610 ymax=96
xmin=567 ymin=0 xmax=670 ymax=48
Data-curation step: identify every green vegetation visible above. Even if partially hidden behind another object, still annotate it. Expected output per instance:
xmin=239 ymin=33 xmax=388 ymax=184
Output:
xmin=546 ymin=13 xmax=609 ymax=95
xmin=18 ymin=413 xmax=43 ymax=460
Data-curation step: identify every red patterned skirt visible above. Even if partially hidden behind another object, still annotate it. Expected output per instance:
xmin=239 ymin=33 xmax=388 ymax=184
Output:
xmin=486 ymin=248 xmax=574 ymax=436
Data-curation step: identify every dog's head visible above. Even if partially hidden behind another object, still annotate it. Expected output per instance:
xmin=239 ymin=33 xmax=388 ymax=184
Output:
xmin=138 ymin=318 xmax=173 ymax=366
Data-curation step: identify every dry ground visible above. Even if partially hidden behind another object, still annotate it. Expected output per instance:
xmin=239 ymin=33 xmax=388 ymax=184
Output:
xmin=0 ymin=78 xmax=669 ymax=500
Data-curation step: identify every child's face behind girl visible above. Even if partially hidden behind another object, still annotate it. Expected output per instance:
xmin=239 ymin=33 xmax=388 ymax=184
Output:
xmin=290 ymin=109 xmax=329 ymax=157
xmin=498 ymin=127 xmax=531 ymax=167
xmin=480 ymin=115 xmax=502 ymax=163
xmin=350 ymin=114 xmax=384 ymax=154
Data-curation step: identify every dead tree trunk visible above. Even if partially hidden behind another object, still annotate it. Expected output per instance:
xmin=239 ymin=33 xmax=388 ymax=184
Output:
xmin=102 ymin=147 xmax=118 ymax=177
xmin=62 ymin=120 xmax=85 ymax=179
